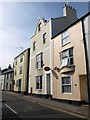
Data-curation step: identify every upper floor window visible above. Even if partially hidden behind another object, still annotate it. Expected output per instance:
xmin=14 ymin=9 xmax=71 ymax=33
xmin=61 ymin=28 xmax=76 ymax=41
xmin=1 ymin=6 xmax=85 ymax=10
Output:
xmin=33 ymin=41 xmax=36 ymax=51
xmin=36 ymin=76 xmax=42 ymax=90
xmin=9 ymin=73 xmax=12 ymax=79
xmin=36 ymin=53 xmax=43 ymax=69
xmin=38 ymin=23 xmax=41 ymax=32
xmin=6 ymin=74 xmax=9 ymax=80
xmin=62 ymin=30 xmax=69 ymax=46
xmin=20 ymin=66 xmax=23 ymax=74
xmin=43 ymin=33 xmax=46 ymax=44
xmin=20 ymin=55 xmax=23 ymax=62
xmin=14 ymin=69 xmax=17 ymax=76
xmin=15 ymin=59 xmax=17 ymax=65
xmin=61 ymin=76 xmax=72 ymax=93
xmin=60 ymin=48 xmax=74 ymax=68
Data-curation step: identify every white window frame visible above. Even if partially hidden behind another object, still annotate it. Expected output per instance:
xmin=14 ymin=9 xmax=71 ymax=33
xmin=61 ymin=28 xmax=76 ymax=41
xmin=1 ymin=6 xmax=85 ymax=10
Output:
xmin=36 ymin=76 xmax=42 ymax=90
xmin=36 ymin=53 xmax=43 ymax=69
xmin=62 ymin=30 xmax=69 ymax=46
xmin=61 ymin=75 xmax=72 ymax=94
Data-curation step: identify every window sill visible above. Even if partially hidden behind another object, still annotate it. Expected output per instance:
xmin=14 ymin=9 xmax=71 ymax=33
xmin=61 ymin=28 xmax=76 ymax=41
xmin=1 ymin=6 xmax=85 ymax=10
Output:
xmin=36 ymin=68 xmax=43 ymax=70
xmin=62 ymin=41 xmax=70 ymax=47
xmin=36 ymin=89 xmax=42 ymax=91
xmin=62 ymin=93 xmax=72 ymax=95
xmin=60 ymin=65 xmax=75 ymax=70
xmin=60 ymin=65 xmax=75 ymax=74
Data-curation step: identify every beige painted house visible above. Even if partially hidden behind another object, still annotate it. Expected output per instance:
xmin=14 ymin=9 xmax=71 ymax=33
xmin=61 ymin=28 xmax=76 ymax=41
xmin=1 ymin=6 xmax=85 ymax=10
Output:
xmin=14 ymin=48 xmax=30 ymax=94
xmin=51 ymin=12 xmax=90 ymax=104
xmin=28 ymin=4 xmax=78 ymax=98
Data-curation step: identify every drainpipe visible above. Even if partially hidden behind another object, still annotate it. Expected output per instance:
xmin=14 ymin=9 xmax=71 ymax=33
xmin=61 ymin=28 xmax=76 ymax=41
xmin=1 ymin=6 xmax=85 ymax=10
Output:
xmin=82 ymin=19 xmax=90 ymax=105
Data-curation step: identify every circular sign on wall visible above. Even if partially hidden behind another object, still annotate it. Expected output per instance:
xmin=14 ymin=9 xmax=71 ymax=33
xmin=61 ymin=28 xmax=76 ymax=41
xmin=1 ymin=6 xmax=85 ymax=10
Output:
xmin=44 ymin=67 xmax=50 ymax=71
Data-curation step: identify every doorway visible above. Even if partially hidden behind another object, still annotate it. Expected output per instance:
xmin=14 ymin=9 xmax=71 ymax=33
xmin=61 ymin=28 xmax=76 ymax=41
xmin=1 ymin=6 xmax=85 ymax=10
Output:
xmin=18 ymin=79 xmax=21 ymax=93
xmin=46 ymin=73 xmax=51 ymax=97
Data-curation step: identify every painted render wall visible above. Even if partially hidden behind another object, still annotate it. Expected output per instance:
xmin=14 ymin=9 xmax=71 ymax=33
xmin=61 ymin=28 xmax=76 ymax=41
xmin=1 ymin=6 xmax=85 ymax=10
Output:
xmin=4 ymin=70 xmax=13 ymax=91
xmin=0 ymin=74 xmax=4 ymax=90
xmin=52 ymin=21 xmax=87 ymax=101
xmin=29 ymin=19 xmax=51 ymax=95
xmin=29 ymin=5 xmax=78 ymax=96
xmin=84 ymin=15 xmax=90 ymax=74
xmin=14 ymin=49 xmax=29 ymax=93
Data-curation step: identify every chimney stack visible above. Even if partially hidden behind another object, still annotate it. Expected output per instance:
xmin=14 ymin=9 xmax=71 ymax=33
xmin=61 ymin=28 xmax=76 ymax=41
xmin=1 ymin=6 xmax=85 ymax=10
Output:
xmin=63 ymin=4 xmax=77 ymax=20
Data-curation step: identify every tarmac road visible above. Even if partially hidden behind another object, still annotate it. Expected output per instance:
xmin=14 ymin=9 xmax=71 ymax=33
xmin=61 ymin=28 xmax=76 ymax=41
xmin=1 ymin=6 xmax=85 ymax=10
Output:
xmin=1 ymin=91 xmax=87 ymax=120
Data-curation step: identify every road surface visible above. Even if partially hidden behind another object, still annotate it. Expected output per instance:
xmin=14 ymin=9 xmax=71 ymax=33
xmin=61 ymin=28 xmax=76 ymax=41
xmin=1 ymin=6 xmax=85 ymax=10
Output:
xmin=1 ymin=91 xmax=86 ymax=119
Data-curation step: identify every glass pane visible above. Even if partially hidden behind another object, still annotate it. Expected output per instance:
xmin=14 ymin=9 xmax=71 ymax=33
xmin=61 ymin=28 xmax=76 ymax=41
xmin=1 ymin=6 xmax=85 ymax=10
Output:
xmin=70 ymin=57 xmax=74 ymax=65
xmin=69 ymin=48 xmax=73 ymax=57
xmin=36 ymin=77 xmax=39 ymax=89
xmin=62 ymin=85 xmax=71 ymax=93
xmin=37 ymin=62 xmax=41 ymax=68
xmin=62 ymin=50 xmax=68 ymax=59
xmin=62 ymin=77 xmax=71 ymax=84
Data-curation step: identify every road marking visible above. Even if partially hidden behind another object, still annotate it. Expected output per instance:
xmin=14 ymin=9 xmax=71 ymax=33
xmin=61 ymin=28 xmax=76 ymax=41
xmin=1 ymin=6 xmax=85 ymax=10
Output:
xmin=3 ymin=92 xmax=88 ymax=119
xmin=5 ymin=104 xmax=17 ymax=115
xmin=38 ymin=103 xmax=87 ymax=119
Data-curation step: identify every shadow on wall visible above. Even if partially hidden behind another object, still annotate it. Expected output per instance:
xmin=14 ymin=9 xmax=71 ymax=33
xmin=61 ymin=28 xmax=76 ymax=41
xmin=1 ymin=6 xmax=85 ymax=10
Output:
xmin=52 ymin=70 xmax=59 ymax=79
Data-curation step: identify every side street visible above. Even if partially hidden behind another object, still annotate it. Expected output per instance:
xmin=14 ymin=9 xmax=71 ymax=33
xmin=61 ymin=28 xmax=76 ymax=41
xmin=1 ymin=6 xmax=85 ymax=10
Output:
xmin=0 ymin=3 xmax=90 ymax=119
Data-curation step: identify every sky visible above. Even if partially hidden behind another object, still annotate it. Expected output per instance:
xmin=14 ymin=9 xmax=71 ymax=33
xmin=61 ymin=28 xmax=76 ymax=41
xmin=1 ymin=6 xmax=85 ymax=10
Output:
xmin=0 ymin=2 xmax=89 ymax=69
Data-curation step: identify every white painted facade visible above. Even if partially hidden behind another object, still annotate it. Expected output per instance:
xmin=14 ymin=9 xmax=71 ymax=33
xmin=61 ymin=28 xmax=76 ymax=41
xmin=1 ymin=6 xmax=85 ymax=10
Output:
xmin=0 ymin=74 xmax=4 ymax=90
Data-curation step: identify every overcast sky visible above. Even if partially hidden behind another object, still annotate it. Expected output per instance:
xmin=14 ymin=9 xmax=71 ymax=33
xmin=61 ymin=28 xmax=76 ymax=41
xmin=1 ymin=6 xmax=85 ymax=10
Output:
xmin=0 ymin=2 xmax=88 ymax=69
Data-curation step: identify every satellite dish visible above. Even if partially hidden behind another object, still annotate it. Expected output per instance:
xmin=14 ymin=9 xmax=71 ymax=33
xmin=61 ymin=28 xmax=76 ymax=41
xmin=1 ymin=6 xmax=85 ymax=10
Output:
xmin=44 ymin=67 xmax=50 ymax=71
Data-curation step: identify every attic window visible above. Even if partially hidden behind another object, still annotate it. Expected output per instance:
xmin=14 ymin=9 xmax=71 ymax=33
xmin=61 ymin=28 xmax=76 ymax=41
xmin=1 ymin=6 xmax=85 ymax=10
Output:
xmin=38 ymin=23 xmax=41 ymax=32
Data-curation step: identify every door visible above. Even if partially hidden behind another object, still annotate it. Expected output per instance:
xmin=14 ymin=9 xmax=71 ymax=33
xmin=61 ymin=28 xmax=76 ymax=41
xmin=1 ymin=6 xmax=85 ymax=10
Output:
xmin=46 ymin=73 xmax=51 ymax=95
xmin=9 ymin=84 xmax=12 ymax=91
xmin=18 ymin=79 xmax=21 ymax=93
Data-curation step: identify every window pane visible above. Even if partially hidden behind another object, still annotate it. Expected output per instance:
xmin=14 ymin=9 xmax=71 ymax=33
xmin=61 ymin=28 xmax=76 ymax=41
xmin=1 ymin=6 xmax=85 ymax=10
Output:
xmin=36 ymin=53 xmax=43 ymax=69
xmin=69 ymin=48 xmax=73 ymax=57
xmin=40 ymin=76 xmax=42 ymax=89
xmin=62 ymin=50 xmax=68 ymax=59
xmin=62 ymin=85 xmax=71 ymax=93
xmin=70 ymin=57 xmax=74 ymax=65
xmin=36 ymin=77 xmax=39 ymax=89
xmin=36 ymin=76 xmax=42 ymax=89
xmin=38 ymin=62 xmax=41 ymax=68
xmin=62 ymin=77 xmax=71 ymax=84
xmin=62 ymin=30 xmax=69 ymax=46
xmin=43 ymin=33 xmax=46 ymax=43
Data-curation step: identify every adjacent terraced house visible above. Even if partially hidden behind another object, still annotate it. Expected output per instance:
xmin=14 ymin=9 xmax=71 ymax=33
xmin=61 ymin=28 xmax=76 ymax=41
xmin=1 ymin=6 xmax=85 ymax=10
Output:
xmin=14 ymin=48 xmax=30 ymax=94
xmin=51 ymin=12 xmax=90 ymax=104
xmin=3 ymin=65 xmax=14 ymax=91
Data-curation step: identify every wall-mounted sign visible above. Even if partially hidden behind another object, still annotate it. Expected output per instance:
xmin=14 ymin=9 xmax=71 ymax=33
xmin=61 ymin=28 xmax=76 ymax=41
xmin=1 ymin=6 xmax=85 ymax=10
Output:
xmin=44 ymin=67 xmax=50 ymax=71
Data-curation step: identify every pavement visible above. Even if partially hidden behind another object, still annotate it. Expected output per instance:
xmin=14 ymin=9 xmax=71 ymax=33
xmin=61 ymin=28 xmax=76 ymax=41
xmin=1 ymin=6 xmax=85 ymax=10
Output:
xmin=3 ymin=91 xmax=90 ymax=119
